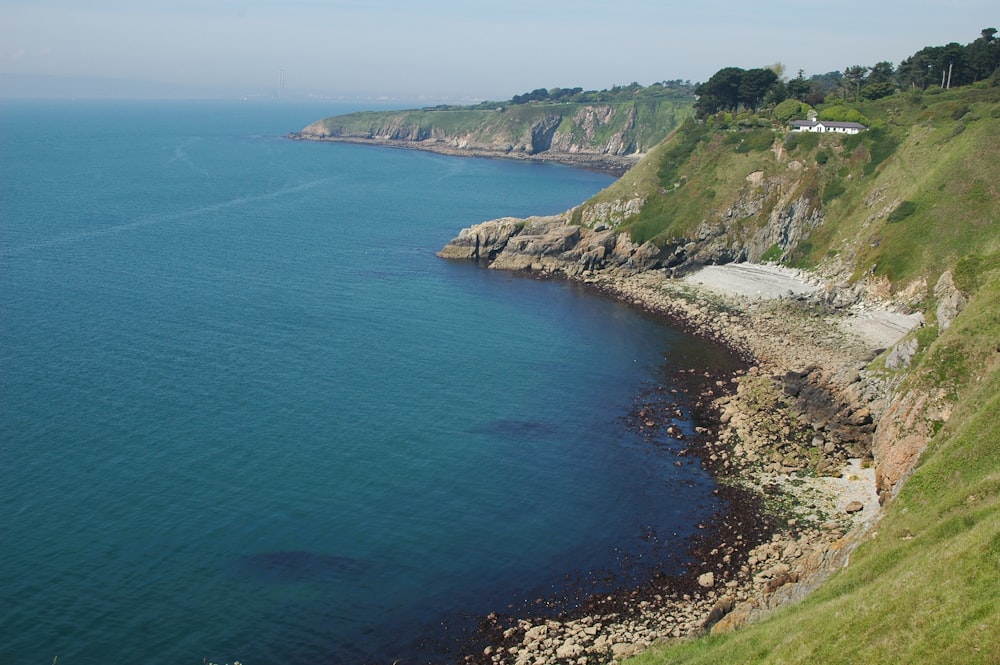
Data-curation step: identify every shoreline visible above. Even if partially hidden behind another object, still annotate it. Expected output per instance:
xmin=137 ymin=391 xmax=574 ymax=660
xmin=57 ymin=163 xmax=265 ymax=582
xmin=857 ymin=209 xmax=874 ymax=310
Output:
xmin=452 ymin=266 xmax=888 ymax=664
xmin=286 ymin=133 xmax=639 ymax=177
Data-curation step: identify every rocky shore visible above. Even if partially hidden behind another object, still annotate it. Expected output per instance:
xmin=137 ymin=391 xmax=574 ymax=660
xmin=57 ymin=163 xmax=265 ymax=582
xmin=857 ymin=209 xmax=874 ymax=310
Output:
xmin=286 ymin=133 xmax=641 ymax=177
xmin=438 ymin=216 xmax=920 ymax=665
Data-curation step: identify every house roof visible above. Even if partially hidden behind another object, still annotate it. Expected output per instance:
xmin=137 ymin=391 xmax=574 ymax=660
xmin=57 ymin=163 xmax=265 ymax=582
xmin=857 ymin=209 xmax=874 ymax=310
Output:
xmin=790 ymin=119 xmax=866 ymax=129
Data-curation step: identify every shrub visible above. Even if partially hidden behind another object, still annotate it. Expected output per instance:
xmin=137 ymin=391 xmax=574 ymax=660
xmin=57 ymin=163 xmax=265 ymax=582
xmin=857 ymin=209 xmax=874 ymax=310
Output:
xmin=887 ymin=200 xmax=917 ymax=222
xmin=822 ymin=179 xmax=847 ymax=203
xmin=735 ymin=129 xmax=775 ymax=153
xmin=796 ymin=132 xmax=820 ymax=151
xmin=815 ymin=150 xmax=830 ymax=164
xmin=863 ymin=127 xmax=900 ymax=175
xmin=762 ymin=244 xmax=784 ymax=262
xmin=818 ymin=105 xmax=868 ymax=124
xmin=774 ymin=99 xmax=811 ymax=122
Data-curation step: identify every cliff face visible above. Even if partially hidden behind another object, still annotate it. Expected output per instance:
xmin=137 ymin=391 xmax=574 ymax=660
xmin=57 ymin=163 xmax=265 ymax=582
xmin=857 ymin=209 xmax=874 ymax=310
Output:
xmin=436 ymin=167 xmax=827 ymax=282
xmin=291 ymin=99 xmax=692 ymax=175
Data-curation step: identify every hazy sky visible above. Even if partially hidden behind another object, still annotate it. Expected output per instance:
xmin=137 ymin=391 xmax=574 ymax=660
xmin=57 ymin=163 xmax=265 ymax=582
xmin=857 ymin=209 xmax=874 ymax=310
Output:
xmin=0 ymin=0 xmax=995 ymax=100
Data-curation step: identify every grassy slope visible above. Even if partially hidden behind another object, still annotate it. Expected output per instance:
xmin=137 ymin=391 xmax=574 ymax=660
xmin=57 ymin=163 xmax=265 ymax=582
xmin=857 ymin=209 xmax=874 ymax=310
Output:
xmin=615 ymin=86 xmax=1000 ymax=664
xmin=629 ymin=272 xmax=1000 ymax=664
xmin=586 ymin=87 xmax=999 ymax=296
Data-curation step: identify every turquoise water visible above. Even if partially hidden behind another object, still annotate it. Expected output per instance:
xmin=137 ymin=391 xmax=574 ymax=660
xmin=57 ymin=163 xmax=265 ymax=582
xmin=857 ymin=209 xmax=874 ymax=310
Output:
xmin=1 ymin=100 xmax=729 ymax=664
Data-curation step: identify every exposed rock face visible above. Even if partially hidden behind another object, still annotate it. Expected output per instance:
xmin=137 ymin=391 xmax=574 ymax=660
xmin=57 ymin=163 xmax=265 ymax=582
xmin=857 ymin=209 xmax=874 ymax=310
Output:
xmin=934 ymin=270 xmax=967 ymax=331
xmin=871 ymin=388 xmax=950 ymax=502
xmin=685 ymin=171 xmax=825 ymax=267
xmin=437 ymin=214 xmax=672 ymax=278
xmin=436 ymin=173 xmax=826 ymax=280
xmin=528 ymin=115 xmax=562 ymax=154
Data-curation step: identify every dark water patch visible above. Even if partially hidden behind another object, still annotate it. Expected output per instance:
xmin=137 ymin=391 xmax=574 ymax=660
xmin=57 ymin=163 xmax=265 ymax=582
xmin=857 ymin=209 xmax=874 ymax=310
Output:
xmin=233 ymin=550 xmax=369 ymax=584
xmin=469 ymin=418 xmax=563 ymax=440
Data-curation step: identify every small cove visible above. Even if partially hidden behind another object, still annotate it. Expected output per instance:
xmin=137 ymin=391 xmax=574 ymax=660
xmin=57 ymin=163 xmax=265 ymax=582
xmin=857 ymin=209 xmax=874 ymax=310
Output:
xmin=0 ymin=100 xmax=738 ymax=663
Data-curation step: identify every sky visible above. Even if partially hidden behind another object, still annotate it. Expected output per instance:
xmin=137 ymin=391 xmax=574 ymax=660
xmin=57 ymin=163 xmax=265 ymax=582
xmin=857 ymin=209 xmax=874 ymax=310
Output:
xmin=0 ymin=0 xmax=995 ymax=100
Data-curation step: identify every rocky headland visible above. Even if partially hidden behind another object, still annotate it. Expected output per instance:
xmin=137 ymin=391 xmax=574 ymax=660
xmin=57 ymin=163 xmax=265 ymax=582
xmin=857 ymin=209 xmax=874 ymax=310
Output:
xmin=437 ymin=213 xmax=938 ymax=664
xmin=286 ymin=100 xmax=696 ymax=177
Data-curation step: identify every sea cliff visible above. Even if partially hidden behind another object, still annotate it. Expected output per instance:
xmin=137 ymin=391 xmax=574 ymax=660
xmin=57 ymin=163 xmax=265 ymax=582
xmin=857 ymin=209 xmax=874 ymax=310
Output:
xmin=289 ymin=96 xmax=694 ymax=176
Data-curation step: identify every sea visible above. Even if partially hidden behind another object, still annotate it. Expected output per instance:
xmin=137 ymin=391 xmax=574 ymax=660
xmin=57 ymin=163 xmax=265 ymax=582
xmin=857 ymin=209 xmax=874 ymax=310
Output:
xmin=0 ymin=99 xmax=734 ymax=664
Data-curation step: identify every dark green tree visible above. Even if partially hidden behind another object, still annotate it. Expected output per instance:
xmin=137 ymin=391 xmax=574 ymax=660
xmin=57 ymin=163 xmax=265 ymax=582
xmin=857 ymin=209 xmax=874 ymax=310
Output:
xmin=739 ymin=68 xmax=779 ymax=110
xmin=843 ymin=65 xmax=868 ymax=101
xmin=897 ymin=47 xmax=941 ymax=89
xmin=787 ymin=70 xmax=811 ymax=101
xmin=861 ymin=61 xmax=896 ymax=99
xmin=968 ymin=27 xmax=1000 ymax=80
xmin=939 ymin=42 xmax=972 ymax=87
xmin=694 ymin=67 xmax=745 ymax=116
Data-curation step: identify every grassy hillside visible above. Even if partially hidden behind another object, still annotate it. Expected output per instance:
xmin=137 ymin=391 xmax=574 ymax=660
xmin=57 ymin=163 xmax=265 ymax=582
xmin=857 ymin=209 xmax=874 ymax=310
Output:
xmin=583 ymin=86 xmax=999 ymax=295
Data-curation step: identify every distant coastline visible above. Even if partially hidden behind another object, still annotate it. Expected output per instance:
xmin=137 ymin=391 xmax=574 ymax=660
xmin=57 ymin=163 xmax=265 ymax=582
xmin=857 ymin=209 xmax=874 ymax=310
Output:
xmin=286 ymin=132 xmax=640 ymax=177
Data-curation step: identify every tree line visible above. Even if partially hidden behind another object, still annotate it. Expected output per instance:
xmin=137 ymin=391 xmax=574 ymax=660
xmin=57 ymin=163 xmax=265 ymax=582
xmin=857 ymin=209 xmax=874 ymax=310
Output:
xmin=505 ymin=80 xmax=694 ymax=106
xmin=694 ymin=28 xmax=998 ymax=118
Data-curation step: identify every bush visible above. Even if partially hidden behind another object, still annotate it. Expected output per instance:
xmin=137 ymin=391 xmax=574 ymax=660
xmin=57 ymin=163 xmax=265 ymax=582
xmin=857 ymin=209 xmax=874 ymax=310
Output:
xmin=864 ymin=127 xmax=900 ymax=175
xmin=818 ymin=105 xmax=868 ymax=124
xmin=735 ymin=129 xmax=775 ymax=153
xmin=887 ymin=200 xmax=917 ymax=222
xmin=762 ymin=244 xmax=784 ymax=262
xmin=822 ymin=179 xmax=846 ymax=203
xmin=774 ymin=99 xmax=811 ymax=122
xmin=796 ymin=132 xmax=820 ymax=151
xmin=815 ymin=150 xmax=830 ymax=164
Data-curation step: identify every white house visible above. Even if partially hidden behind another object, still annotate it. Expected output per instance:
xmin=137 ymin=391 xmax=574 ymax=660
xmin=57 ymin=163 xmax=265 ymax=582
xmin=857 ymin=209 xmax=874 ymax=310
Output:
xmin=789 ymin=119 xmax=866 ymax=134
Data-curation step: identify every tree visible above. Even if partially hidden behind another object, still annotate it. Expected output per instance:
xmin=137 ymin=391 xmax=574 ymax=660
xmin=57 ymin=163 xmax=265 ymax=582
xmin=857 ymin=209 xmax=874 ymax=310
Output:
xmin=969 ymin=27 xmax=1000 ymax=80
xmin=787 ymin=70 xmax=811 ymax=101
xmin=843 ymin=65 xmax=868 ymax=101
xmin=694 ymin=67 xmax=745 ymax=117
xmin=897 ymin=47 xmax=940 ymax=89
xmin=861 ymin=61 xmax=896 ymax=99
xmin=739 ymin=68 xmax=779 ymax=110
